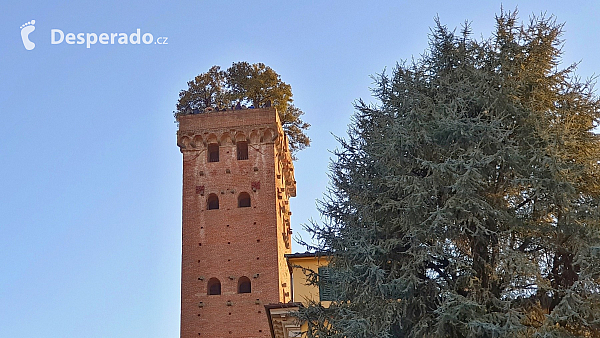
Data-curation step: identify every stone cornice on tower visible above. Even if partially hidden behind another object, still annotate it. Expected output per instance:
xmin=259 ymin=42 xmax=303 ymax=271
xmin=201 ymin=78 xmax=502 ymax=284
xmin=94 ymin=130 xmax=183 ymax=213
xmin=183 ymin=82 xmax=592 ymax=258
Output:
xmin=176 ymin=107 xmax=296 ymax=197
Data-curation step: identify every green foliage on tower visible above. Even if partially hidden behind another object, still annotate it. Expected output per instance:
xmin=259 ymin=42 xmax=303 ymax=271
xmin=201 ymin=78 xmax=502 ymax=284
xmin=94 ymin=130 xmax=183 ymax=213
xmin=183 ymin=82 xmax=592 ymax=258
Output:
xmin=299 ymin=10 xmax=600 ymax=337
xmin=176 ymin=62 xmax=310 ymax=156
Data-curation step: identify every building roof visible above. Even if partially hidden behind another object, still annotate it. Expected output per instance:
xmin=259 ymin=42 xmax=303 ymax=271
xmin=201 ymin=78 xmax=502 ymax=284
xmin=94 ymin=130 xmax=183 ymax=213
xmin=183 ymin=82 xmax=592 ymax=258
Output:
xmin=284 ymin=252 xmax=328 ymax=259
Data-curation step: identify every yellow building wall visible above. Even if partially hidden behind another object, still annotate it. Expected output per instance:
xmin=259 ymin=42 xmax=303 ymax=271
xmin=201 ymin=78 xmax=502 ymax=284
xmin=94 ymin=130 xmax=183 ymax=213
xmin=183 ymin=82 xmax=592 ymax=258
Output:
xmin=287 ymin=256 xmax=330 ymax=307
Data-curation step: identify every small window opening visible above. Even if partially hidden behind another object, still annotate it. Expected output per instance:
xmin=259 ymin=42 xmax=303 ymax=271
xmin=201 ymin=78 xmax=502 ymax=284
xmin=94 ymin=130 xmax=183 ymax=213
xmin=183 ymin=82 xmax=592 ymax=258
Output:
xmin=207 ymin=194 xmax=219 ymax=210
xmin=208 ymin=143 xmax=219 ymax=162
xmin=238 ymin=192 xmax=251 ymax=208
xmin=207 ymin=278 xmax=221 ymax=295
xmin=238 ymin=276 xmax=251 ymax=294
xmin=237 ymin=141 xmax=248 ymax=160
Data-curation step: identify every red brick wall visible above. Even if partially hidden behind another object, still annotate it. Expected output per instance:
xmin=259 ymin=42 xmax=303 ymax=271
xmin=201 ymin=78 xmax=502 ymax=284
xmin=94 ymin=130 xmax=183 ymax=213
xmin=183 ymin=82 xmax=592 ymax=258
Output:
xmin=178 ymin=108 xmax=294 ymax=338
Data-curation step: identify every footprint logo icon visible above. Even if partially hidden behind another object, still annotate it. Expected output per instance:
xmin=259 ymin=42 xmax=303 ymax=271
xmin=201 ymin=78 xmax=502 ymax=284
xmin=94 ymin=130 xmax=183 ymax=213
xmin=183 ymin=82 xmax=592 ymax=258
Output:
xmin=20 ymin=20 xmax=36 ymax=50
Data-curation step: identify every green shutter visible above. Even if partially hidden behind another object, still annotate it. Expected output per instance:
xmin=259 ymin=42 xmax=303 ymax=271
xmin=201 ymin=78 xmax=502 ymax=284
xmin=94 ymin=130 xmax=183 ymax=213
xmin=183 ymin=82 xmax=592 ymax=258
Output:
xmin=318 ymin=267 xmax=333 ymax=301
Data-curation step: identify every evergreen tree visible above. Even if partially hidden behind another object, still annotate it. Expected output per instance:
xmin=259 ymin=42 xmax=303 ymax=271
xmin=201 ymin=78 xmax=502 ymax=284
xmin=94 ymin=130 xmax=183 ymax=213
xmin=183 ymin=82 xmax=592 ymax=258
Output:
xmin=300 ymin=11 xmax=600 ymax=337
xmin=176 ymin=62 xmax=310 ymax=156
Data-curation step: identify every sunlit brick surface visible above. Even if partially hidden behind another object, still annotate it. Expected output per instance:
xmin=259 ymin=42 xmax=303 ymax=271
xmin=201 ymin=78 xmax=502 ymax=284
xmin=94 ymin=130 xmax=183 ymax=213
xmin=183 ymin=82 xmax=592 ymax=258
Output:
xmin=177 ymin=108 xmax=295 ymax=337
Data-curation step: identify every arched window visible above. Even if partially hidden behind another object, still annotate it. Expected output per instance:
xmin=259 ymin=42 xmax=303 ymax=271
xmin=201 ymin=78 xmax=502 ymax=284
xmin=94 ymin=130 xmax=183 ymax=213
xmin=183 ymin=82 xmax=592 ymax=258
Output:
xmin=238 ymin=192 xmax=251 ymax=208
xmin=207 ymin=278 xmax=221 ymax=295
xmin=238 ymin=276 xmax=251 ymax=294
xmin=237 ymin=141 xmax=248 ymax=160
xmin=208 ymin=143 xmax=219 ymax=162
xmin=207 ymin=194 xmax=219 ymax=210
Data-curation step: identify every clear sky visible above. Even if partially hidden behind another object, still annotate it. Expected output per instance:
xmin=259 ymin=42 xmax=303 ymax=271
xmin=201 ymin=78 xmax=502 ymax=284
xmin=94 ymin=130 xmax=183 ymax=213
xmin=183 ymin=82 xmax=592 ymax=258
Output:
xmin=1 ymin=1 xmax=599 ymax=337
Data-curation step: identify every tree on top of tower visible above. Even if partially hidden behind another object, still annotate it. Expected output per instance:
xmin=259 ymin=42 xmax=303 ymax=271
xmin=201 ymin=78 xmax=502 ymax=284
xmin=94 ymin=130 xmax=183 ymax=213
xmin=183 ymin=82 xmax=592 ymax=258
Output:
xmin=176 ymin=65 xmax=228 ymax=113
xmin=175 ymin=62 xmax=311 ymax=157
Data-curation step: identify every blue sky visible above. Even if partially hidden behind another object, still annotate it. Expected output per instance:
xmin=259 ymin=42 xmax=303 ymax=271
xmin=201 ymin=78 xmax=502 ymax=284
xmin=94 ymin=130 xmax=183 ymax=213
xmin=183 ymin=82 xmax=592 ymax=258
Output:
xmin=1 ymin=1 xmax=599 ymax=337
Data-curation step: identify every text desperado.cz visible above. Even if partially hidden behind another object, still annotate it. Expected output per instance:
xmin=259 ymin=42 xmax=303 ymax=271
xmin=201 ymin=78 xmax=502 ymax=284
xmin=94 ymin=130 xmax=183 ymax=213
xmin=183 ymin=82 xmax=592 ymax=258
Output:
xmin=51 ymin=29 xmax=168 ymax=48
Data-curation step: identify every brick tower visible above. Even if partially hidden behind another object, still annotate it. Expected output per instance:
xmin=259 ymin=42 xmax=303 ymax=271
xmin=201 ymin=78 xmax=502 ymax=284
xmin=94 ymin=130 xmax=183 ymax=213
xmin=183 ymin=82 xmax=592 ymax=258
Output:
xmin=176 ymin=108 xmax=295 ymax=337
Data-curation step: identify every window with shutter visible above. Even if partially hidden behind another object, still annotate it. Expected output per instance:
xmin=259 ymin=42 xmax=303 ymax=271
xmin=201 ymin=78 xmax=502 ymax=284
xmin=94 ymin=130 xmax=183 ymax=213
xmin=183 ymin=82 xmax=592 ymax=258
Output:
xmin=318 ymin=267 xmax=334 ymax=301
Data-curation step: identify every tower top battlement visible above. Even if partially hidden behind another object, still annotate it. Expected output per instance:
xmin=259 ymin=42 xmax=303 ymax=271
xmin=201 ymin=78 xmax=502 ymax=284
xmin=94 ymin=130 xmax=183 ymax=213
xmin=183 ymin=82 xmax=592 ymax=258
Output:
xmin=176 ymin=107 xmax=296 ymax=197
xmin=177 ymin=107 xmax=282 ymax=132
